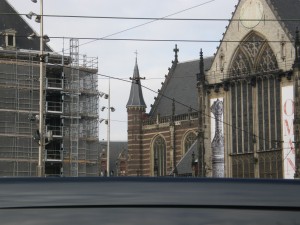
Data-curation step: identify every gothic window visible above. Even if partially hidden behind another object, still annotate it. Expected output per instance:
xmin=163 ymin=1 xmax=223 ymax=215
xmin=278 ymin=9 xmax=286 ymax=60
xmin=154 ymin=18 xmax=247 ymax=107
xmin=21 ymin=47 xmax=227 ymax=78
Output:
xmin=231 ymin=81 xmax=254 ymax=154
xmin=153 ymin=136 xmax=166 ymax=176
xmin=242 ymin=34 xmax=264 ymax=62
xmin=184 ymin=132 xmax=196 ymax=154
xmin=229 ymin=32 xmax=282 ymax=178
xmin=232 ymin=155 xmax=255 ymax=178
xmin=230 ymin=50 xmax=251 ymax=76
xmin=229 ymin=32 xmax=278 ymax=76
xmin=257 ymin=77 xmax=281 ymax=151
xmin=258 ymin=151 xmax=282 ymax=179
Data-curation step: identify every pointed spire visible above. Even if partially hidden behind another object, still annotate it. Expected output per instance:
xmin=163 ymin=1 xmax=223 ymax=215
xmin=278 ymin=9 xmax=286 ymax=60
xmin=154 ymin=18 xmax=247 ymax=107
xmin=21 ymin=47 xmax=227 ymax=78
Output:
xmin=200 ymin=49 xmax=204 ymax=76
xmin=197 ymin=49 xmax=205 ymax=82
xmin=133 ymin=54 xmax=140 ymax=80
xmin=126 ymin=55 xmax=146 ymax=108
xmin=174 ymin=44 xmax=179 ymax=63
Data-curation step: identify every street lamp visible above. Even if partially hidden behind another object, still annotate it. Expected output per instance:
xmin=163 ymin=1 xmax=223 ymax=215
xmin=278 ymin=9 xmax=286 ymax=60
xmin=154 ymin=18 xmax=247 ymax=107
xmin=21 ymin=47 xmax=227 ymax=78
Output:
xmin=27 ymin=33 xmax=50 ymax=43
xmin=99 ymin=79 xmax=115 ymax=177
xmin=27 ymin=0 xmax=46 ymax=177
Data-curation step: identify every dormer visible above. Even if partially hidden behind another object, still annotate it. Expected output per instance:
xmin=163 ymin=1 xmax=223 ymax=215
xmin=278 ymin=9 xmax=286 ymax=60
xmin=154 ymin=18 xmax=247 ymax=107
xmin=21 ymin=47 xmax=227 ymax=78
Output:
xmin=1 ymin=29 xmax=17 ymax=49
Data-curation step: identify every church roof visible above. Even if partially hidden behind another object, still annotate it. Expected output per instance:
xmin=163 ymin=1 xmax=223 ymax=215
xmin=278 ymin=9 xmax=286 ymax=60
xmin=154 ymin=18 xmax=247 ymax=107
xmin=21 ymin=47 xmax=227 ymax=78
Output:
xmin=174 ymin=140 xmax=198 ymax=176
xmin=126 ymin=59 xmax=147 ymax=108
xmin=267 ymin=0 xmax=300 ymax=39
xmin=0 ymin=0 xmax=52 ymax=51
xmin=150 ymin=56 xmax=213 ymax=117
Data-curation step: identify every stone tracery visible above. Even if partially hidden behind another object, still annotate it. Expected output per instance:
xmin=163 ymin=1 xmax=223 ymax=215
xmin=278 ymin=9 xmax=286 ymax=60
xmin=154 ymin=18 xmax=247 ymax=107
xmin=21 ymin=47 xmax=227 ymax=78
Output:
xmin=230 ymin=32 xmax=278 ymax=76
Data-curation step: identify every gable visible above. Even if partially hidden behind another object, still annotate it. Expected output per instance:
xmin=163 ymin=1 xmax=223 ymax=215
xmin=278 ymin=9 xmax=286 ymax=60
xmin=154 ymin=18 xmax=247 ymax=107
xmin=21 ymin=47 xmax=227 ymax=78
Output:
xmin=0 ymin=0 xmax=52 ymax=51
xmin=207 ymin=0 xmax=297 ymax=83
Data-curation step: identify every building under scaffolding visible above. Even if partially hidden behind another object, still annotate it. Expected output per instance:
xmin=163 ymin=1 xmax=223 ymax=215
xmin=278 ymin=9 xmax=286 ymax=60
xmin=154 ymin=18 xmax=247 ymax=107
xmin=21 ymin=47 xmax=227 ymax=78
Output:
xmin=0 ymin=0 xmax=100 ymax=176
xmin=0 ymin=40 xmax=99 ymax=177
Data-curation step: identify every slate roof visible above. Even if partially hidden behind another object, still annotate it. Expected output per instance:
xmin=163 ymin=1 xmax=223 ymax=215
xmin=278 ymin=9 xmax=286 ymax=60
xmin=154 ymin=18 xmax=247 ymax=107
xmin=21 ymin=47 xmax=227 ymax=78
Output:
xmin=126 ymin=59 xmax=147 ymax=108
xmin=175 ymin=140 xmax=198 ymax=176
xmin=267 ymin=0 xmax=300 ymax=40
xmin=0 ymin=0 xmax=52 ymax=51
xmin=149 ymin=57 xmax=213 ymax=117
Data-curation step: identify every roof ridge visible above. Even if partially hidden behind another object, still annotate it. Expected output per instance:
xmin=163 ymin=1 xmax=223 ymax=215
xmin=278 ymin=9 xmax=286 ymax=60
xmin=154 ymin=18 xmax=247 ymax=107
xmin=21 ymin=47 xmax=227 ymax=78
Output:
xmin=148 ymin=61 xmax=178 ymax=116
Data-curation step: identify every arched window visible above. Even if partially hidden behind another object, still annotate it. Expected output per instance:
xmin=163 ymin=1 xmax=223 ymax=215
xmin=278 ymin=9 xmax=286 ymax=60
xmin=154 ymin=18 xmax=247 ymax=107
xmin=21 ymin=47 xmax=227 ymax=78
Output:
xmin=229 ymin=31 xmax=280 ymax=155
xmin=153 ymin=136 xmax=166 ymax=176
xmin=228 ymin=31 xmax=282 ymax=178
xmin=184 ymin=132 xmax=196 ymax=154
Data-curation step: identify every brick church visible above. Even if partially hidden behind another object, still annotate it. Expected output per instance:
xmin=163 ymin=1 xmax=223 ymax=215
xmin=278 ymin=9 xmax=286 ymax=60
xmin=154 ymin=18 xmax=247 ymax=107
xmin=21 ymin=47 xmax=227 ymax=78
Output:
xmin=127 ymin=0 xmax=300 ymax=178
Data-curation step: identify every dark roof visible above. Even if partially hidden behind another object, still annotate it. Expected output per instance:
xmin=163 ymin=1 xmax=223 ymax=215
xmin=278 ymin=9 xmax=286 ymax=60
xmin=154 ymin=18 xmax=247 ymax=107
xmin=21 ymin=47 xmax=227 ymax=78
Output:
xmin=175 ymin=140 xmax=197 ymax=175
xmin=0 ymin=0 xmax=52 ymax=51
xmin=267 ymin=0 xmax=300 ymax=40
xmin=126 ymin=59 xmax=147 ymax=108
xmin=150 ymin=57 xmax=213 ymax=117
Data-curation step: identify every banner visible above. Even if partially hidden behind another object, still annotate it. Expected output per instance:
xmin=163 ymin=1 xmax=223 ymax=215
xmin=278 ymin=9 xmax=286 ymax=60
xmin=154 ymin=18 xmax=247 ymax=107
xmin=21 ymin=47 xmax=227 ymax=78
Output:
xmin=282 ymin=85 xmax=295 ymax=179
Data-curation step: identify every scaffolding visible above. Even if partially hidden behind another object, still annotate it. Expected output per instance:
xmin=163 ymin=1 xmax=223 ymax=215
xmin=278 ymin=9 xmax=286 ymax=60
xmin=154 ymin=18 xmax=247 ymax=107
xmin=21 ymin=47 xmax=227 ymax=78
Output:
xmin=0 ymin=40 xmax=99 ymax=177
xmin=62 ymin=39 xmax=99 ymax=177
xmin=69 ymin=38 xmax=80 ymax=177
xmin=0 ymin=51 xmax=39 ymax=176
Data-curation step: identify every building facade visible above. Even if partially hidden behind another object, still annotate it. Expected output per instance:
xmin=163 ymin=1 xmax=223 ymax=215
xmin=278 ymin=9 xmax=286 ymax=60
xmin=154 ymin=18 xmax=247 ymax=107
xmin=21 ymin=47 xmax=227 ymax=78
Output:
xmin=0 ymin=0 xmax=99 ymax=177
xmin=127 ymin=0 xmax=300 ymax=178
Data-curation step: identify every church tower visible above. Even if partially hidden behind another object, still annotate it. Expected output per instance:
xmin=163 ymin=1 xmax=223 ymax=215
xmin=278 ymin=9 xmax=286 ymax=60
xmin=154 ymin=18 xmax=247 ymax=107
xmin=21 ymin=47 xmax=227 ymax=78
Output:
xmin=126 ymin=57 xmax=147 ymax=176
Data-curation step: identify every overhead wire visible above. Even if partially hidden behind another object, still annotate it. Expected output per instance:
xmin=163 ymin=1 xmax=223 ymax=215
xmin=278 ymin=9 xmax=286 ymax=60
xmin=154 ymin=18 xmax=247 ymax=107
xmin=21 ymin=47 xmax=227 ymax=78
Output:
xmin=2 ymin=13 xmax=300 ymax=22
xmin=103 ymin=71 xmax=295 ymax=164
xmin=4 ymin=0 xmax=297 ymax=164
xmin=1 ymin=53 xmax=293 ymax=163
xmin=57 ymin=0 xmax=218 ymax=53
xmin=95 ymin=70 xmax=291 ymax=154
xmin=19 ymin=36 xmax=300 ymax=43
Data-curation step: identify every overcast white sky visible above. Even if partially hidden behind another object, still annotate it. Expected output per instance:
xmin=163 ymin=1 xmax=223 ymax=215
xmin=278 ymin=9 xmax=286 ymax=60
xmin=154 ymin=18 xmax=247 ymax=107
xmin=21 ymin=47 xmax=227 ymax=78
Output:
xmin=7 ymin=0 xmax=238 ymax=141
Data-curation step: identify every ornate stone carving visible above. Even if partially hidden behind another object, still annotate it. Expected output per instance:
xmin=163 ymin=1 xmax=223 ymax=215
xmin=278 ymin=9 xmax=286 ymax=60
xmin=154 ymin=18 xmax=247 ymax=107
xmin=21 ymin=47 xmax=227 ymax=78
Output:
xmin=229 ymin=32 xmax=278 ymax=77
xmin=242 ymin=34 xmax=264 ymax=62
xmin=230 ymin=50 xmax=251 ymax=76
xmin=256 ymin=45 xmax=278 ymax=72
xmin=211 ymin=99 xmax=224 ymax=177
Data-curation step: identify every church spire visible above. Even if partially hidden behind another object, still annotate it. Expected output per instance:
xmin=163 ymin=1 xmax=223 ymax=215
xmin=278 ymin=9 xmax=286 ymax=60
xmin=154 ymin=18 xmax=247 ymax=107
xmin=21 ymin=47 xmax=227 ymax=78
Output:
xmin=197 ymin=49 xmax=205 ymax=82
xmin=126 ymin=55 xmax=146 ymax=108
xmin=174 ymin=44 xmax=179 ymax=63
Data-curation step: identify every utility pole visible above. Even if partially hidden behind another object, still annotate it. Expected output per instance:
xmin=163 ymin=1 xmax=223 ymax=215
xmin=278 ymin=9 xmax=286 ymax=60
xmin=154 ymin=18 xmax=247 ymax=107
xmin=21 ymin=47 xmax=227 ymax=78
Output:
xmin=37 ymin=0 xmax=44 ymax=177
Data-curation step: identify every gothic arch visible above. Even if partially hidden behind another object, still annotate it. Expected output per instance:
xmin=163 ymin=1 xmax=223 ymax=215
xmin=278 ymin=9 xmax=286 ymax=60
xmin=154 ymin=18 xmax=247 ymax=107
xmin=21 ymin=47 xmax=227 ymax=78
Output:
xmin=229 ymin=31 xmax=278 ymax=76
xmin=181 ymin=130 xmax=197 ymax=155
xmin=151 ymin=134 xmax=167 ymax=176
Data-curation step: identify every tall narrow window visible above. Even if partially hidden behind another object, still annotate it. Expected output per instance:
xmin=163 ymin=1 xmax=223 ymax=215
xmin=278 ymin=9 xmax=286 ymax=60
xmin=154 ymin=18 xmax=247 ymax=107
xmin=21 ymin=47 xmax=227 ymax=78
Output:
xmin=184 ymin=132 xmax=196 ymax=154
xmin=153 ymin=136 xmax=166 ymax=176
